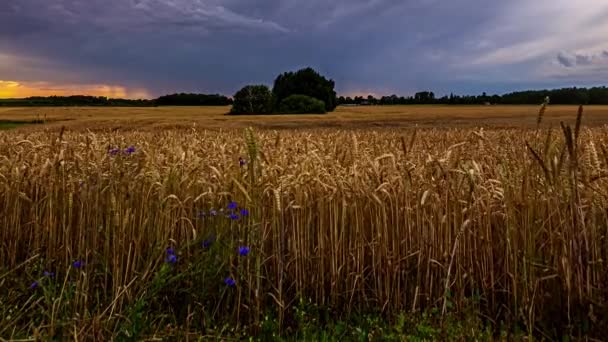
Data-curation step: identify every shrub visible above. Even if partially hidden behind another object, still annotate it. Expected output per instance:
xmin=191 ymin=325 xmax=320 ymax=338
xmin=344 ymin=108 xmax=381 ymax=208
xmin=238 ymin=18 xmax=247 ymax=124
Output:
xmin=278 ymin=94 xmax=327 ymax=114
xmin=230 ymin=85 xmax=274 ymax=114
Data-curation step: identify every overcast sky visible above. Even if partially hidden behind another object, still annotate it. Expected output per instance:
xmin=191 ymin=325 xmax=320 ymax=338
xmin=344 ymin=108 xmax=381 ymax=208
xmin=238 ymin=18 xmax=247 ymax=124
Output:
xmin=1 ymin=0 xmax=608 ymax=98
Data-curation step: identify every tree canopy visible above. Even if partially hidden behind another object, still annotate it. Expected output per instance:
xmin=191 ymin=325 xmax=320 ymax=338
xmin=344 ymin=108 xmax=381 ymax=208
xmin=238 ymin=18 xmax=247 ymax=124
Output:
xmin=272 ymin=68 xmax=337 ymax=112
xmin=230 ymin=85 xmax=274 ymax=115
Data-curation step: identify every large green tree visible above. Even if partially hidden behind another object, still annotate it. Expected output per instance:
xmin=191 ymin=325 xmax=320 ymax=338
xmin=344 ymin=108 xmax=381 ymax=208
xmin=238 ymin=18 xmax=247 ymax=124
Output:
xmin=230 ymin=85 xmax=274 ymax=114
xmin=272 ymin=67 xmax=337 ymax=112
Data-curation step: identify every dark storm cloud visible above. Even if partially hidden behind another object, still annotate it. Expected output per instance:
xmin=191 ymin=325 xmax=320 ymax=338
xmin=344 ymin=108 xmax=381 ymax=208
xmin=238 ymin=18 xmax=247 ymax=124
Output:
xmin=1 ymin=0 xmax=608 ymax=97
xmin=557 ymin=53 xmax=575 ymax=67
xmin=556 ymin=50 xmax=608 ymax=68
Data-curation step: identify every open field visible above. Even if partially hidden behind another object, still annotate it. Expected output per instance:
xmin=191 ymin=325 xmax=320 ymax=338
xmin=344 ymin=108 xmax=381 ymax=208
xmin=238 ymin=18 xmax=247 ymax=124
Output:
xmin=1 ymin=105 xmax=608 ymax=130
xmin=1 ymin=106 xmax=607 ymax=340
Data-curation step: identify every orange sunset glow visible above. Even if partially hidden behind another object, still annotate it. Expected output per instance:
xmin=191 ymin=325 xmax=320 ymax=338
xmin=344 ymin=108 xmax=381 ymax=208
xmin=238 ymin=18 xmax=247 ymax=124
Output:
xmin=0 ymin=80 xmax=151 ymax=99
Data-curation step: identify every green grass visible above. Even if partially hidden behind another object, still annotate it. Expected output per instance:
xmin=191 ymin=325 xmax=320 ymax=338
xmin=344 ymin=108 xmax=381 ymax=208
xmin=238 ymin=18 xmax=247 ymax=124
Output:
xmin=0 ymin=120 xmax=44 ymax=130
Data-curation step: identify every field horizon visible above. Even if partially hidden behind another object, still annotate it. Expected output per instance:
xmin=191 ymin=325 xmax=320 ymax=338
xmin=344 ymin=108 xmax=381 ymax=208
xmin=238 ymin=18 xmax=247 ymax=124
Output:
xmin=1 ymin=104 xmax=608 ymax=131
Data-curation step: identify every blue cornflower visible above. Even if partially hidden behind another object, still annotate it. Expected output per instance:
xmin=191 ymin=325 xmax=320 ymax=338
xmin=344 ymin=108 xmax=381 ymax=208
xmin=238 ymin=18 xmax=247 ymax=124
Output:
xmin=29 ymin=281 xmax=39 ymax=290
xmin=124 ymin=146 xmax=136 ymax=155
xmin=72 ymin=260 xmax=83 ymax=269
xmin=238 ymin=246 xmax=250 ymax=256
xmin=165 ymin=254 xmax=177 ymax=264
xmin=202 ymin=236 xmax=215 ymax=248
xmin=166 ymin=247 xmax=175 ymax=255
xmin=228 ymin=213 xmax=240 ymax=220
xmin=224 ymin=277 xmax=236 ymax=287
xmin=209 ymin=209 xmax=217 ymax=216
xmin=227 ymin=201 xmax=238 ymax=210
xmin=240 ymin=209 xmax=249 ymax=217
xmin=42 ymin=271 xmax=55 ymax=278
xmin=239 ymin=157 xmax=246 ymax=167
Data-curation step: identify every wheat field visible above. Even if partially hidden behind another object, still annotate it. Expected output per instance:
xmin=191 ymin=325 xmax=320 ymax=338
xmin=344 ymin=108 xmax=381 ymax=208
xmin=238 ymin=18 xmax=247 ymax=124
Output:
xmin=2 ymin=105 xmax=608 ymax=130
xmin=0 ymin=106 xmax=607 ymax=339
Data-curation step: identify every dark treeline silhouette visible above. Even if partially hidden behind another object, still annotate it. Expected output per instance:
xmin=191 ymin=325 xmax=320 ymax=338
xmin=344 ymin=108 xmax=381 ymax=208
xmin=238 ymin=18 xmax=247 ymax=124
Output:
xmin=0 ymin=96 xmax=154 ymax=107
xmin=155 ymin=93 xmax=233 ymax=106
xmin=2 ymin=86 xmax=608 ymax=107
xmin=338 ymin=86 xmax=608 ymax=105
xmin=0 ymin=93 xmax=232 ymax=107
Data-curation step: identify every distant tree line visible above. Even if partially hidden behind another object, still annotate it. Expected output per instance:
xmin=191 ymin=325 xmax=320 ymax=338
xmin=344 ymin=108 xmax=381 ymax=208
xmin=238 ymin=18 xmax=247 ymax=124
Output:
xmin=2 ymin=86 xmax=608 ymax=108
xmin=0 ymin=96 xmax=154 ymax=107
xmin=155 ymin=93 xmax=233 ymax=106
xmin=338 ymin=86 xmax=608 ymax=106
xmin=0 ymin=93 xmax=232 ymax=107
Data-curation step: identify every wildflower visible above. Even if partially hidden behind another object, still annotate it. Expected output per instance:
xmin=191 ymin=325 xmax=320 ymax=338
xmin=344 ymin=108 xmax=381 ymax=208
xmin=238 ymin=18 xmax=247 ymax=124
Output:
xmin=228 ymin=213 xmax=240 ymax=220
xmin=224 ymin=277 xmax=236 ymax=287
xmin=72 ymin=260 xmax=83 ymax=269
xmin=202 ymin=236 xmax=215 ymax=248
xmin=239 ymin=157 xmax=246 ymax=167
xmin=42 ymin=271 xmax=55 ymax=278
xmin=238 ymin=246 xmax=250 ymax=256
xmin=240 ymin=209 xmax=249 ymax=217
xmin=197 ymin=210 xmax=206 ymax=219
xmin=29 ymin=281 xmax=39 ymax=290
xmin=166 ymin=247 xmax=175 ymax=255
xmin=227 ymin=201 xmax=238 ymax=210
xmin=165 ymin=254 xmax=177 ymax=264
xmin=209 ymin=209 xmax=218 ymax=216
xmin=108 ymin=148 xmax=120 ymax=156
xmin=125 ymin=146 xmax=136 ymax=155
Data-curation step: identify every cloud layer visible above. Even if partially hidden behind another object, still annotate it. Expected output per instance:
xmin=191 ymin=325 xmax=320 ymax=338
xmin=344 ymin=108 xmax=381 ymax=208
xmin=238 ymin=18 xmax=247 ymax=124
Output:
xmin=1 ymin=0 xmax=608 ymax=98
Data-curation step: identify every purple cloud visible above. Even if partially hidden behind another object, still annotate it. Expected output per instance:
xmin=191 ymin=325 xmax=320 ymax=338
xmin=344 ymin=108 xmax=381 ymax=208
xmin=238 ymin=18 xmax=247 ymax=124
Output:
xmin=1 ymin=0 xmax=607 ymax=97
xmin=557 ymin=53 xmax=575 ymax=67
xmin=556 ymin=50 xmax=608 ymax=68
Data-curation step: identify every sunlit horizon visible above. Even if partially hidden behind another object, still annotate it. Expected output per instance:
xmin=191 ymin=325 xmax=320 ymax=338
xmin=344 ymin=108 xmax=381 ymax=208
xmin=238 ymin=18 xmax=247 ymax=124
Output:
xmin=0 ymin=80 xmax=151 ymax=99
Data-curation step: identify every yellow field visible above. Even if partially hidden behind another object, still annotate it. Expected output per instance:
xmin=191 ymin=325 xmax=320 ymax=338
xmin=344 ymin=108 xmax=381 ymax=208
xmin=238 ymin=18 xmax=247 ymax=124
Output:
xmin=1 ymin=104 xmax=607 ymax=339
xmin=1 ymin=105 xmax=608 ymax=130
